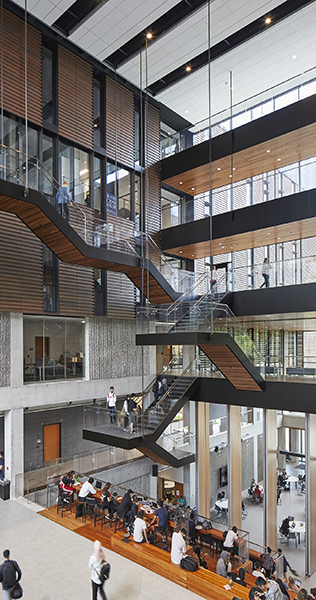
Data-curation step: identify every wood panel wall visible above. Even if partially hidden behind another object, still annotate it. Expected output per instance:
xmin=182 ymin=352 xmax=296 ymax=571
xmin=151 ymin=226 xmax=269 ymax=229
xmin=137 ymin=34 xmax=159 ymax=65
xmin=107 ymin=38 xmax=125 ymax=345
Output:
xmin=145 ymin=104 xmax=161 ymax=254
xmin=106 ymin=215 xmax=135 ymax=318
xmin=2 ymin=7 xmax=42 ymax=125
xmin=106 ymin=76 xmax=135 ymax=169
xmin=0 ymin=212 xmax=43 ymax=312
xmin=59 ymin=263 xmax=94 ymax=317
xmin=58 ymin=46 xmax=93 ymax=149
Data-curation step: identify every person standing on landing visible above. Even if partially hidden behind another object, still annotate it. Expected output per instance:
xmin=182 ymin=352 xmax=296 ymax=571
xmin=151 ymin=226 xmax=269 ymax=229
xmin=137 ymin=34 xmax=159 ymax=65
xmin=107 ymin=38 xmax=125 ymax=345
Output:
xmin=107 ymin=386 xmax=117 ymax=425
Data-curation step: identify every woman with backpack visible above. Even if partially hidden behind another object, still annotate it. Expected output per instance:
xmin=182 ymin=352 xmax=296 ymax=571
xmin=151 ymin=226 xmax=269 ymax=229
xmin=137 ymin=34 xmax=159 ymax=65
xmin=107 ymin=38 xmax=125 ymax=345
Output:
xmin=89 ymin=540 xmax=110 ymax=600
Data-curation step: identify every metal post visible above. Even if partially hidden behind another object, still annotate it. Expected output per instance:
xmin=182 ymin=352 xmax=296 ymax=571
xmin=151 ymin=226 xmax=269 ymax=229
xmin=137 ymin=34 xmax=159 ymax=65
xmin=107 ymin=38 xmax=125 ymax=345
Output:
xmin=0 ymin=0 xmax=3 ymax=149
xmin=207 ymin=0 xmax=213 ymax=335
xmin=24 ymin=0 xmax=28 ymax=191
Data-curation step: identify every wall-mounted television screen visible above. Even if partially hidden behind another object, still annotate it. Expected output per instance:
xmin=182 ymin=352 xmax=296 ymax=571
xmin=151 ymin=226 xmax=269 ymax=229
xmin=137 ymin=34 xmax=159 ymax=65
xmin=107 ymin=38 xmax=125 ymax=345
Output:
xmin=220 ymin=466 xmax=228 ymax=487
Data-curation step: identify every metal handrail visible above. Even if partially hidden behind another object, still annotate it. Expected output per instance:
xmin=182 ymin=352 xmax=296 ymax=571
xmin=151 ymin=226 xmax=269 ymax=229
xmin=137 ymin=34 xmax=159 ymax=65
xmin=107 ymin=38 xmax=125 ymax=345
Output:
xmin=147 ymin=357 xmax=198 ymax=412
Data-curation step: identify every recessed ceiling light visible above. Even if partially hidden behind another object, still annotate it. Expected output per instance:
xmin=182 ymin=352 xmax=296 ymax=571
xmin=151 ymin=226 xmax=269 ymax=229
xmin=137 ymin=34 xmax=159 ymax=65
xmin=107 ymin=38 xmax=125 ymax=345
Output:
xmin=191 ymin=254 xmax=194 ymax=257
xmin=185 ymin=110 xmax=189 ymax=114
xmin=217 ymin=167 xmax=221 ymax=171
xmin=179 ymin=251 xmax=183 ymax=253
xmin=292 ymin=54 xmax=297 ymax=59
xmin=232 ymin=167 xmax=236 ymax=171
xmin=267 ymin=232 xmax=271 ymax=235
xmin=277 ymin=158 xmax=281 ymax=161
xmin=191 ymin=187 xmax=195 ymax=190
xmin=265 ymin=17 xmax=271 ymax=24
xmin=186 ymin=66 xmax=191 ymax=72
xmin=146 ymin=32 xmax=152 ymax=39
xmin=266 ymin=150 xmax=270 ymax=153
xmin=222 ymin=246 xmax=225 ymax=249
xmin=94 ymin=123 xmax=97 ymax=127
xmin=230 ymin=247 xmax=233 ymax=249
xmin=179 ymin=181 xmax=183 ymax=184
xmin=229 ymin=174 xmax=232 ymax=177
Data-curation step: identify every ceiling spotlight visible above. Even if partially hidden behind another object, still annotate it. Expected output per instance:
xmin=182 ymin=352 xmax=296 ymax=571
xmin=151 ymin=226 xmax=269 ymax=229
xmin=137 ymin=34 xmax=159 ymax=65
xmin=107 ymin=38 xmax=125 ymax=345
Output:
xmin=265 ymin=17 xmax=271 ymax=24
xmin=179 ymin=181 xmax=183 ymax=184
xmin=191 ymin=254 xmax=195 ymax=257
xmin=229 ymin=174 xmax=232 ymax=177
xmin=146 ymin=32 xmax=152 ymax=39
xmin=186 ymin=65 xmax=191 ymax=72
xmin=185 ymin=110 xmax=189 ymax=114
xmin=191 ymin=187 xmax=195 ymax=190
xmin=266 ymin=150 xmax=270 ymax=153
xmin=179 ymin=251 xmax=183 ymax=253
xmin=292 ymin=54 xmax=297 ymax=59
xmin=277 ymin=158 xmax=281 ymax=161
xmin=232 ymin=167 xmax=236 ymax=171
xmin=217 ymin=167 xmax=221 ymax=171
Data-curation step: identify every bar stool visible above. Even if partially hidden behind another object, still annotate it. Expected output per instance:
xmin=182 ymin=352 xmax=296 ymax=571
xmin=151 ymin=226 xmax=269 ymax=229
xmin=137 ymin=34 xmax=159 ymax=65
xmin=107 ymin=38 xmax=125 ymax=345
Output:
xmin=75 ymin=496 xmax=85 ymax=520
xmin=83 ymin=497 xmax=96 ymax=523
xmin=114 ymin=513 xmax=126 ymax=533
xmin=57 ymin=490 xmax=72 ymax=518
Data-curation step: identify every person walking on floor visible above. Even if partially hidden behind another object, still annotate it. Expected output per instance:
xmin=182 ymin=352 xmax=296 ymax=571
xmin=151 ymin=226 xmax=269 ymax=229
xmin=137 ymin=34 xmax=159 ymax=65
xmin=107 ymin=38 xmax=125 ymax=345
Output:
xmin=0 ymin=549 xmax=22 ymax=600
xmin=89 ymin=541 xmax=109 ymax=600
xmin=260 ymin=258 xmax=270 ymax=288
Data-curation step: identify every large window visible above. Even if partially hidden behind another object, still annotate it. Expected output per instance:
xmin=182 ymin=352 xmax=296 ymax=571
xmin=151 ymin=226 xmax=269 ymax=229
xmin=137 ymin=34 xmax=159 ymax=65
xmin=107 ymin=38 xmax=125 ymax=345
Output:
xmin=43 ymin=246 xmax=58 ymax=313
xmin=106 ymin=162 xmax=131 ymax=219
xmin=23 ymin=316 xmax=85 ymax=383
xmin=42 ymin=134 xmax=54 ymax=196
xmin=42 ymin=45 xmax=55 ymax=123
xmin=58 ymin=143 xmax=90 ymax=206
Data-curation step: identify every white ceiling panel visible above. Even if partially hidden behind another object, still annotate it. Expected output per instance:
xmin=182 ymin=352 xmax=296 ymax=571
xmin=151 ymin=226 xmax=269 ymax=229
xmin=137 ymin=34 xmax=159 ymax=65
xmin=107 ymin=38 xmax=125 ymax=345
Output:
xmin=156 ymin=2 xmax=316 ymax=124
xmin=13 ymin=0 xmax=74 ymax=25
xmin=118 ymin=0 xmax=282 ymax=88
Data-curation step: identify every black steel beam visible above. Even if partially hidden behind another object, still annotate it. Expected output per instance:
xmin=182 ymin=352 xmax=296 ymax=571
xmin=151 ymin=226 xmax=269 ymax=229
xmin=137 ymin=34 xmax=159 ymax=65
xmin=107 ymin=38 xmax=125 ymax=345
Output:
xmin=148 ymin=0 xmax=315 ymax=95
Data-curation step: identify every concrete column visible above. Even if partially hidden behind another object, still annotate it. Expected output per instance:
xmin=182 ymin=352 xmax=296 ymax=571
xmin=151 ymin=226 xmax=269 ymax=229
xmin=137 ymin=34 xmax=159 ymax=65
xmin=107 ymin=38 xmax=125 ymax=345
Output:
xmin=305 ymin=413 xmax=316 ymax=576
xmin=277 ymin=426 xmax=286 ymax=470
xmin=263 ymin=409 xmax=277 ymax=550
xmin=84 ymin=318 xmax=90 ymax=380
xmin=197 ymin=402 xmax=210 ymax=516
xmin=10 ymin=313 xmax=23 ymax=387
xmin=4 ymin=408 xmax=24 ymax=498
xmin=228 ymin=405 xmax=242 ymax=530
xmin=150 ymin=474 xmax=158 ymax=499
xmin=183 ymin=345 xmax=195 ymax=370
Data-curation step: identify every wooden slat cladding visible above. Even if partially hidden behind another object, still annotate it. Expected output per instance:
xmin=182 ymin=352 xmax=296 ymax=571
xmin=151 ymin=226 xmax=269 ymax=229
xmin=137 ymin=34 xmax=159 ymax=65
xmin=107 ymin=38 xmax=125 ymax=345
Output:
xmin=145 ymin=104 xmax=161 ymax=253
xmin=58 ymin=47 xmax=93 ymax=149
xmin=2 ymin=8 xmax=42 ymax=125
xmin=0 ymin=211 xmax=42 ymax=312
xmin=107 ymin=271 xmax=135 ymax=319
xmin=106 ymin=77 xmax=134 ymax=169
xmin=199 ymin=344 xmax=262 ymax=391
xmin=59 ymin=262 xmax=94 ymax=317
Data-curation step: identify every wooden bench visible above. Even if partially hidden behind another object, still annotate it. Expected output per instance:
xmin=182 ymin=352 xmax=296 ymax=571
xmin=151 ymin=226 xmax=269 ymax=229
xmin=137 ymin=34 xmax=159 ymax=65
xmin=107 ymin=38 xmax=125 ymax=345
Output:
xmin=111 ymin=532 xmax=251 ymax=600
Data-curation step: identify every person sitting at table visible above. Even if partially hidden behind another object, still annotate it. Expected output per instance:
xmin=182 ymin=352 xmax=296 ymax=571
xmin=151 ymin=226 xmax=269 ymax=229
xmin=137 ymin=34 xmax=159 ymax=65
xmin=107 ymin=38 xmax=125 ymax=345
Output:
xmin=308 ymin=588 xmax=316 ymax=600
xmin=217 ymin=490 xmax=225 ymax=501
xmin=133 ymin=509 xmax=151 ymax=544
xmin=280 ymin=517 xmax=290 ymax=538
xmin=117 ymin=489 xmax=133 ymax=524
xmin=276 ymin=579 xmax=290 ymax=600
xmin=101 ymin=482 xmax=115 ymax=520
xmin=127 ymin=495 xmax=141 ymax=531
xmin=254 ymin=485 xmax=262 ymax=504
xmin=61 ymin=471 xmax=75 ymax=496
xmin=288 ymin=577 xmax=301 ymax=593
xmin=171 ymin=527 xmax=187 ymax=565
xmin=216 ymin=550 xmax=229 ymax=577
xmin=194 ymin=546 xmax=208 ymax=569
xmin=177 ymin=495 xmax=186 ymax=507
xmin=149 ymin=499 xmax=168 ymax=544
xmin=231 ymin=567 xmax=247 ymax=587
xmin=78 ymin=477 xmax=96 ymax=498
xmin=252 ymin=561 xmax=266 ymax=580
xmin=223 ymin=526 xmax=238 ymax=557
xmin=256 ymin=576 xmax=284 ymax=600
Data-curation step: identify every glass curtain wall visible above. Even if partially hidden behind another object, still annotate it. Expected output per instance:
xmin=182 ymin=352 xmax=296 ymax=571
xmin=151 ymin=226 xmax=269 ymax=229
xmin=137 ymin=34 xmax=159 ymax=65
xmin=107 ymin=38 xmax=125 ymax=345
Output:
xmin=23 ymin=316 xmax=85 ymax=383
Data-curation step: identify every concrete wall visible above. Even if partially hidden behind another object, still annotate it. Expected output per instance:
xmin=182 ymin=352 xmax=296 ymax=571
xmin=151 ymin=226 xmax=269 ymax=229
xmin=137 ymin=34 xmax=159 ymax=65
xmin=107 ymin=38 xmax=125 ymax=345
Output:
xmin=258 ymin=433 xmax=264 ymax=482
xmin=89 ymin=317 xmax=152 ymax=379
xmin=0 ymin=313 xmax=10 ymax=386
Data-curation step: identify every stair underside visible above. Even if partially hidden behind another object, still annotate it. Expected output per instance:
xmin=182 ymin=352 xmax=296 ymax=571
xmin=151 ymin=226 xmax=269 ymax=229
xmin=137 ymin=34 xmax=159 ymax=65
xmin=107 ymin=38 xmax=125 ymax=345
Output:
xmin=198 ymin=343 xmax=263 ymax=391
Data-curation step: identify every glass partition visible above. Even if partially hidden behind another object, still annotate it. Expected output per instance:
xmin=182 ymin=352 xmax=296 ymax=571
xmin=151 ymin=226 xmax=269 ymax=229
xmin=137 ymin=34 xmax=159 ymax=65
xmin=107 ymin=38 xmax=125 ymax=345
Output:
xmin=23 ymin=315 xmax=85 ymax=383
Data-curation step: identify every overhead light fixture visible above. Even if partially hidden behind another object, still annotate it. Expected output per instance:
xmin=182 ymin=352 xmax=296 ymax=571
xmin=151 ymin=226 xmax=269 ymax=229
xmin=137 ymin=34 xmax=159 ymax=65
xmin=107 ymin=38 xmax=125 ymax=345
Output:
xmin=146 ymin=32 xmax=152 ymax=39
xmin=266 ymin=150 xmax=270 ymax=153
xmin=191 ymin=254 xmax=194 ymax=257
xmin=185 ymin=110 xmax=189 ymax=114
xmin=191 ymin=187 xmax=195 ymax=191
xmin=265 ymin=17 xmax=271 ymax=24
xmin=292 ymin=55 xmax=297 ymax=59
xmin=186 ymin=66 xmax=191 ymax=72
xmin=217 ymin=167 xmax=221 ymax=171
xmin=179 ymin=251 xmax=183 ymax=253
xmin=229 ymin=174 xmax=232 ymax=178
xmin=179 ymin=181 xmax=183 ymax=184
xmin=94 ymin=123 xmax=97 ymax=128
xmin=232 ymin=167 xmax=236 ymax=171
xmin=277 ymin=158 xmax=281 ymax=161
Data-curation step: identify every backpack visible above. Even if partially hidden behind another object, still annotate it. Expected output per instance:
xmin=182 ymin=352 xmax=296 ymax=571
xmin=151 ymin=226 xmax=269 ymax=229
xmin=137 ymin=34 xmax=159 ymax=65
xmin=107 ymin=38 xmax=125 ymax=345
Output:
xmin=99 ymin=562 xmax=110 ymax=584
xmin=180 ymin=556 xmax=199 ymax=571
xmin=153 ymin=382 xmax=158 ymax=393
xmin=2 ymin=561 xmax=17 ymax=587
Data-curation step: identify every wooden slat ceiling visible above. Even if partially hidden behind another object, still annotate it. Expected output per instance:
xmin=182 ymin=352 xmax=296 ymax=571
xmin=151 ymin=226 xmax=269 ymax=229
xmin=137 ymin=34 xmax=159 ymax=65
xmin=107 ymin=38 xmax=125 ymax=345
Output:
xmin=0 ymin=194 xmax=174 ymax=304
xmin=199 ymin=344 xmax=263 ymax=391
xmin=162 ymin=122 xmax=316 ymax=195
xmin=165 ymin=215 xmax=316 ymax=259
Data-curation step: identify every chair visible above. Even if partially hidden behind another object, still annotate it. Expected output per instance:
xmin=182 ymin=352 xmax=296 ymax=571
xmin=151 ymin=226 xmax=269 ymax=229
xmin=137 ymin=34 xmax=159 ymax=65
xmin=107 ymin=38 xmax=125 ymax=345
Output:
xmin=288 ymin=516 xmax=294 ymax=521
xmin=156 ymin=526 xmax=168 ymax=551
xmin=83 ymin=497 xmax=96 ymax=523
xmin=75 ymin=496 xmax=85 ymax=519
xmin=114 ymin=513 xmax=126 ymax=533
xmin=287 ymin=531 xmax=297 ymax=548
xmin=94 ymin=504 xmax=107 ymax=531
xmin=57 ymin=490 xmax=72 ymax=518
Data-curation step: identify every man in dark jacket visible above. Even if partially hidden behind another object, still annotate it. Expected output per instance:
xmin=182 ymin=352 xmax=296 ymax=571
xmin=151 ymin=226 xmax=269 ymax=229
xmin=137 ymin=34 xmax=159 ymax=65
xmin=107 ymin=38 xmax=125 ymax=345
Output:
xmin=0 ymin=549 xmax=22 ymax=599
